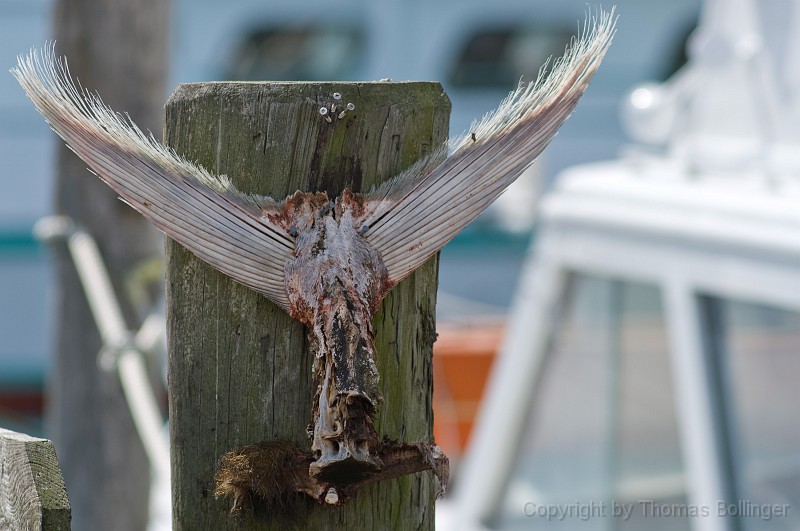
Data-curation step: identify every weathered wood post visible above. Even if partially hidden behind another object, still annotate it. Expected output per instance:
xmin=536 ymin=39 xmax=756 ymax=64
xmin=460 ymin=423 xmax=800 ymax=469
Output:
xmin=0 ymin=428 xmax=71 ymax=530
xmin=165 ymin=82 xmax=450 ymax=529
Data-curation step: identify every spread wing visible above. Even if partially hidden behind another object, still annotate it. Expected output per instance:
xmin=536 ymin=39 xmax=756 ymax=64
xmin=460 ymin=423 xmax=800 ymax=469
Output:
xmin=12 ymin=46 xmax=294 ymax=311
xmin=359 ymin=11 xmax=616 ymax=284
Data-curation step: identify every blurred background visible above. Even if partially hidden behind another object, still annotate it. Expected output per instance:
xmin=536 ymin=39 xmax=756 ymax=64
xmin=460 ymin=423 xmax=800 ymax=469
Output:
xmin=0 ymin=0 xmax=700 ymax=436
xmin=6 ymin=0 xmax=800 ymax=530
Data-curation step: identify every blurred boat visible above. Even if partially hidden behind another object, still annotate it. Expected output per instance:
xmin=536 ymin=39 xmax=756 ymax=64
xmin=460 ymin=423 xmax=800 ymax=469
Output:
xmin=442 ymin=1 xmax=800 ymax=530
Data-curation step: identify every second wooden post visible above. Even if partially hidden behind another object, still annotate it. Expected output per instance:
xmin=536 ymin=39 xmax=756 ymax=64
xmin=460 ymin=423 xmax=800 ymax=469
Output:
xmin=164 ymin=82 xmax=450 ymax=530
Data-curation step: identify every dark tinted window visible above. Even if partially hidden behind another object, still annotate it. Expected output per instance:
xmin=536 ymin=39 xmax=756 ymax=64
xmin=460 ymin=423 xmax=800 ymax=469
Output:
xmin=450 ymin=27 xmax=573 ymax=88
xmin=227 ymin=26 xmax=364 ymax=81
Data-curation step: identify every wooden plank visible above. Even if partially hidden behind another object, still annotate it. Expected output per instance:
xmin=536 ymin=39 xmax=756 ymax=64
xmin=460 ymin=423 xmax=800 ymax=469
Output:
xmin=165 ymin=81 xmax=450 ymax=530
xmin=0 ymin=428 xmax=71 ymax=531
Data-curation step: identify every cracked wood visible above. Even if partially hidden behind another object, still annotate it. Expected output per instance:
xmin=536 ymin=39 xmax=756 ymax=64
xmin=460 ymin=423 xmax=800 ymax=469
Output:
xmin=165 ymin=82 xmax=448 ymax=530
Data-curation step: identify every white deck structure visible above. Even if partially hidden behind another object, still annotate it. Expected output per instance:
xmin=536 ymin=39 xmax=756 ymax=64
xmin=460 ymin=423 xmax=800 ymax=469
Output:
xmin=446 ymin=0 xmax=800 ymax=529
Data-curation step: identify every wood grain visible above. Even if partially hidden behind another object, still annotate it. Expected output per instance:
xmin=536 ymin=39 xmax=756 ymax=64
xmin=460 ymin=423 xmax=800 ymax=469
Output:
xmin=165 ymin=82 xmax=450 ymax=530
xmin=0 ymin=428 xmax=71 ymax=531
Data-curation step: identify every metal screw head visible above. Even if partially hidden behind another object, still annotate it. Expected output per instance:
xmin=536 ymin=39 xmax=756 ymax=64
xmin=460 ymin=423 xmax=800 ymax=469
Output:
xmin=346 ymin=103 xmax=355 ymax=111
xmin=319 ymin=107 xmax=328 ymax=116
xmin=333 ymin=92 xmax=342 ymax=100
xmin=324 ymin=487 xmax=339 ymax=505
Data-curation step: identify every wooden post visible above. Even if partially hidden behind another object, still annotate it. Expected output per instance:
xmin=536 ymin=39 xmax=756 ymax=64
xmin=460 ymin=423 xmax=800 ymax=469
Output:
xmin=51 ymin=1 xmax=168 ymax=529
xmin=0 ymin=428 xmax=71 ymax=530
xmin=165 ymin=82 xmax=450 ymax=529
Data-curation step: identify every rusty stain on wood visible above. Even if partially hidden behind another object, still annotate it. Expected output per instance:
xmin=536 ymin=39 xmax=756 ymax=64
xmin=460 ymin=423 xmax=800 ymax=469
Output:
xmin=165 ymin=81 xmax=449 ymax=530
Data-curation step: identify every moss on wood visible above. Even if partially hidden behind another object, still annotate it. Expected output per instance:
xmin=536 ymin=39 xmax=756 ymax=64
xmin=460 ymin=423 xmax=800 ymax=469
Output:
xmin=165 ymin=81 xmax=450 ymax=530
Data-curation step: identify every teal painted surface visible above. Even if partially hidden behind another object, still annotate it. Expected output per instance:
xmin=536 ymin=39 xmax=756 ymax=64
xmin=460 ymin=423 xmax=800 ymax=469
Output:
xmin=0 ymin=230 xmax=42 ymax=255
xmin=438 ymin=228 xmax=535 ymax=317
xmin=0 ymin=226 xmax=50 ymax=391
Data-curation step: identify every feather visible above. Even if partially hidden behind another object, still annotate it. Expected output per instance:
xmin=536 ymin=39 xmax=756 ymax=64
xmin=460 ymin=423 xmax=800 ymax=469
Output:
xmin=360 ymin=10 xmax=616 ymax=283
xmin=11 ymin=45 xmax=295 ymax=311
xmin=12 ymin=12 xmax=615 ymax=490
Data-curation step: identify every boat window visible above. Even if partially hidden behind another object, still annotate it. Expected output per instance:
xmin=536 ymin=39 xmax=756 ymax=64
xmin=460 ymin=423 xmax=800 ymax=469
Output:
xmin=226 ymin=26 xmax=364 ymax=81
xmin=449 ymin=26 xmax=573 ymax=89
xmin=490 ymin=275 xmax=688 ymax=529
xmin=707 ymin=297 xmax=800 ymax=530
